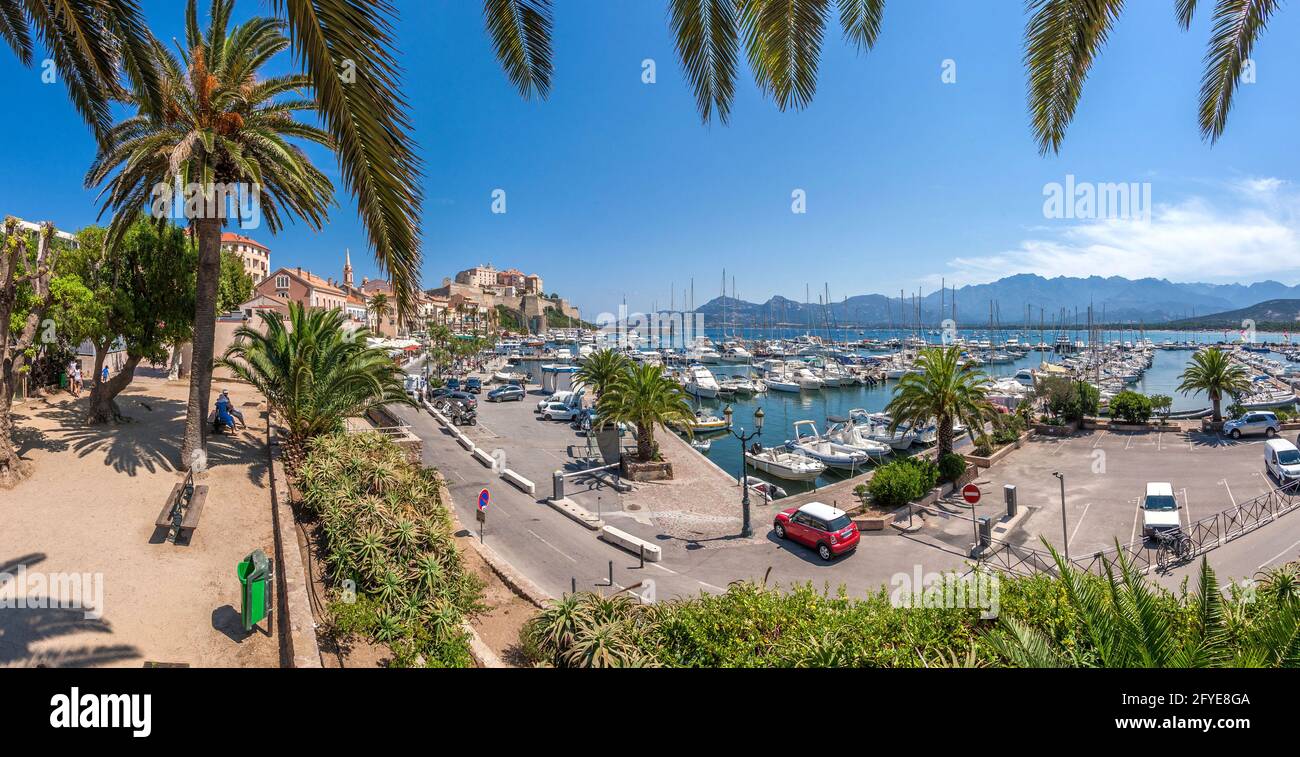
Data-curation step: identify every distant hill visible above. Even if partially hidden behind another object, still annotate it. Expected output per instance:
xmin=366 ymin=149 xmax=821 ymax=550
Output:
xmin=693 ymin=274 xmax=1300 ymax=327
xmin=1164 ymin=299 xmax=1300 ymax=330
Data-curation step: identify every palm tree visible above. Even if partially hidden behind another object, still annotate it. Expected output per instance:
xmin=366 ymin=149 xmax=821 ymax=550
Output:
xmin=86 ymin=0 xmax=334 ymax=470
xmin=218 ymin=302 xmax=410 ymax=462
xmin=884 ymin=346 xmax=994 ymax=458
xmin=1177 ymin=347 xmax=1251 ymax=423
xmin=573 ymin=349 xmax=631 ymax=398
xmin=368 ymin=293 xmax=390 ymax=334
xmin=597 ymin=363 xmax=695 ymax=462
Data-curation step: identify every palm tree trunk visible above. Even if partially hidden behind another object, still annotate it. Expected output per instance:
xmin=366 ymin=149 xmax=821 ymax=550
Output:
xmin=1211 ymin=391 xmax=1221 ymax=424
xmin=636 ymin=424 xmax=655 ymax=462
xmin=181 ymin=217 xmax=223 ymax=470
xmin=938 ymin=414 xmax=954 ymax=458
xmin=87 ymin=352 xmax=142 ymax=424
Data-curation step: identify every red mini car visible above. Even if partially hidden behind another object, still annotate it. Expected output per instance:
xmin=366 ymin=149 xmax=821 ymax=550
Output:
xmin=773 ymin=502 xmax=859 ymax=561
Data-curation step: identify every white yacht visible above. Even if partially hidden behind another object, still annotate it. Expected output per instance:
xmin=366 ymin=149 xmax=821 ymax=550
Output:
xmin=785 ymin=421 xmax=874 ymax=470
xmin=684 ymin=364 xmax=720 ymax=399
xmin=746 ymin=444 xmax=826 ymax=481
xmin=823 ymin=418 xmax=892 ymax=459
xmin=764 ymin=371 xmax=801 ymax=392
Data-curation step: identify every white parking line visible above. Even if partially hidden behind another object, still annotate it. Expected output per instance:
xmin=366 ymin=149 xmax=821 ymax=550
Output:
xmin=1125 ymin=434 xmax=1134 ymax=450
xmin=1181 ymin=487 xmax=1190 ymax=526
xmin=1258 ymin=538 xmax=1300 ymax=571
xmin=1221 ymin=479 xmax=1238 ymax=508
xmin=649 ymin=562 xmax=678 ymax=575
xmin=1068 ymin=502 xmax=1091 ymax=548
xmin=527 ymin=529 xmax=577 ymax=563
xmin=698 ymin=581 xmax=726 ymax=593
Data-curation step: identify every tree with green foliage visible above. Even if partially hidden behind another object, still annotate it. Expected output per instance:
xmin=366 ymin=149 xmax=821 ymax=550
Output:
xmin=596 ymin=363 xmax=694 ymax=462
xmin=1109 ymin=391 xmax=1153 ymax=425
xmin=1149 ymin=393 xmax=1173 ymax=420
xmin=1177 ymin=347 xmax=1251 ymax=423
xmin=218 ymin=302 xmax=411 ymax=462
xmin=218 ymin=252 xmax=254 ymax=314
xmin=1 ymin=219 xmax=62 ymax=485
xmin=56 ymin=220 xmax=197 ymax=423
xmin=885 ymin=346 xmax=994 ymax=457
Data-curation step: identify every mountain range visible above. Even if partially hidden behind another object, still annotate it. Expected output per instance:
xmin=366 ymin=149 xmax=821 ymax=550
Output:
xmin=692 ymin=274 xmax=1300 ymax=327
xmin=1164 ymin=299 xmax=1300 ymax=330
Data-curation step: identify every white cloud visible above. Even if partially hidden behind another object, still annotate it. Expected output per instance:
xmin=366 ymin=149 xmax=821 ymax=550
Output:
xmin=934 ymin=177 xmax=1300 ymax=287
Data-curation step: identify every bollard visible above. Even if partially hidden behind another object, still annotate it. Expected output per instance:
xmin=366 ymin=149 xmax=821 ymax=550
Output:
xmin=1004 ymin=484 xmax=1017 ymax=518
xmin=639 ymin=544 xmax=645 ymax=569
xmin=553 ymin=470 xmax=565 ymax=500
xmin=571 ymin=577 xmax=576 ymax=595
xmin=607 ymin=560 xmax=614 ymax=587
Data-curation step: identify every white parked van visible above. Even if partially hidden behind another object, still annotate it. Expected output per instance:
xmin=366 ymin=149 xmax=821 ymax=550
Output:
xmin=1141 ymin=482 xmax=1180 ymax=538
xmin=535 ymin=390 xmax=580 ymax=414
xmin=1264 ymin=438 xmax=1300 ymax=485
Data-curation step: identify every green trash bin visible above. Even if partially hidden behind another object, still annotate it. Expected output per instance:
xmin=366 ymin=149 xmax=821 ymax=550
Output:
xmin=59 ymin=372 xmax=68 ymax=389
xmin=237 ymin=549 xmax=273 ymax=632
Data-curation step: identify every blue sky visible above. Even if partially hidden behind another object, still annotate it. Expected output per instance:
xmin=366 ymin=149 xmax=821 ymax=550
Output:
xmin=3 ymin=0 xmax=1300 ymax=318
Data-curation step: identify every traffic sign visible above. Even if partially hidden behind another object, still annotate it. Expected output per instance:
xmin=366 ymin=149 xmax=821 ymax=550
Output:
xmin=477 ymin=488 xmax=490 ymax=511
xmin=961 ymin=483 xmax=981 ymax=505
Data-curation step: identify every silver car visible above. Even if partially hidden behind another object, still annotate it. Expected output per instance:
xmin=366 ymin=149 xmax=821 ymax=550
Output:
xmin=1223 ymin=411 xmax=1280 ymax=439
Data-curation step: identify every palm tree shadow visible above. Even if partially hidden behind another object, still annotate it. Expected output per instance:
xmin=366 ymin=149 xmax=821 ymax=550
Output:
xmin=31 ymin=396 xmax=186 ymax=476
xmin=0 ymin=553 xmax=141 ymax=667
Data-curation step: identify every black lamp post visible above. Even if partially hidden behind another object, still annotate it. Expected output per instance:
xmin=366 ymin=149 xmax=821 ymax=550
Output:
xmin=723 ymin=404 xmax=765 ymax=538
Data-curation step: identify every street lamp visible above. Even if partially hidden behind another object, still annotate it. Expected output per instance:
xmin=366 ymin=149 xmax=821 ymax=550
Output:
xmin=1053 ymin=471 xmax=1069 ymax=561
xmin=723 ymin=404 xmax=765 ymax=538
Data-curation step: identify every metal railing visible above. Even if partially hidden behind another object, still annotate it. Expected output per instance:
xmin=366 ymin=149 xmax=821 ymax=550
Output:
xmin=979 ymin=479 xmax=1300 ymax=578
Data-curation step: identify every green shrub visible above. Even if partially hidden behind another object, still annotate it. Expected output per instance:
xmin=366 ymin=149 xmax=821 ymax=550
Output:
xmin=1110 ymin=391 xmax=1152 ymax=424
xmin=298 ymin=432 xmax=483 ymax=667
xmin=938 ymin=452 xmax=967 ymax=483
xmin=868 ymin=456 xmax=939 ymax=509
xmin=1039 ymin=377 xmax=1098 ymax=421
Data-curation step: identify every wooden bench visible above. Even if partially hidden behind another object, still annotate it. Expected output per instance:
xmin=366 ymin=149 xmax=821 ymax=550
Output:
xmin=154 ymin=481 xmax=209 ymax=544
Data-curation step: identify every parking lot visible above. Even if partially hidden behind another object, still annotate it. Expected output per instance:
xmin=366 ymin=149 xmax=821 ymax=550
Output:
xmin=967 ymin=428 xmax=1288 ymax=556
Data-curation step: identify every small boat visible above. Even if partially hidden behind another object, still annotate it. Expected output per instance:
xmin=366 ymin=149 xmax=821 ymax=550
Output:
xmin=849 ymin=409 xmax=916 ymax=450
xmin=747 ymin=481 xmax=788 ymax=501
xmin=823 ymin=417 xmax=891 ymax=459
xmin=676 ymin=411 xmax=729 ymax=434
xmin=784 ymin=421 xmax=874 ymax=470
xmin=746 ymin=444 xmax=826 ymax=481
xmin=690 ymin=438 xmax=712 ymax=452
xmin=494 ymin=369 xmax=529 ymax=383
xmin=765 ymin=372 xmax=801 ymax=392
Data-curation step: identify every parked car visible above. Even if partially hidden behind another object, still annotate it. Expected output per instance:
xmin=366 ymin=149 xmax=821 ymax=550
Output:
xmin=465 ymin=377 xmax=483 ymax=394
xmin=445 ymin=377 xmax=461 ymax=391
xmin=487 ymin=385 xmax=526 ymax=402
xmin=440 ymin=390 xmax=476 ymax=410
xmin=539 ymin=402 xmax=578 ymax=421
xmin=1223 ymin=410 xmax=1280 ymax=439
xmin=1264 ymin=438 xmax=1300 ymax=485
xmin=536 ymin=390 xmax=577 ymax=414
xmin=1141 ymin=482 xmax=1180 ymax=538
xmin=773 ymin=502 xmax=859 ymax=561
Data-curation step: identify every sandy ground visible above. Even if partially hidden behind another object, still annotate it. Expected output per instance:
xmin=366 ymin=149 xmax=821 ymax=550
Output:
xmin=1 ymin=371 xmax=278 ymax=668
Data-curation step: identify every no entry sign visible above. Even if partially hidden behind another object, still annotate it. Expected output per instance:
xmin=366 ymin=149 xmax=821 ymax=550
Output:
xmin=478 ymin=488 xmax=490 ymax=511
xmin=961 ymin=484 xmax=981 ymax=505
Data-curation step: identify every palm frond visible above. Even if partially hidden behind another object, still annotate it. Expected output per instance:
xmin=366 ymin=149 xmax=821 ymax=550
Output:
xmin=836 ymin=0 xmax=885 ymax=53
xmin=754 ymin=0 xmax=832 ymax=111
xmin=669 ymin=0 xmax=740 ymax=124
xmin=482 ymin=0 xmax=553 ymax=99
xmin=1024 ymin=0 xmax=1126 ymax=155
xmin=1198 ymin=0 xmax=1279 ymax=142
xmin=274 ymin=0 xmax=424 ymax=315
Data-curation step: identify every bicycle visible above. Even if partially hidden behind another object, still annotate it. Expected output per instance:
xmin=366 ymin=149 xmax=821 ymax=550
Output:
xmin=1154 ymin=528 xmax=1193 ymax=571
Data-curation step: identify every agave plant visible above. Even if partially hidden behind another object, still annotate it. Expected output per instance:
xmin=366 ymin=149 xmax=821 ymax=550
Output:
xmin=219 ymin=302 xmax=411 ymax=459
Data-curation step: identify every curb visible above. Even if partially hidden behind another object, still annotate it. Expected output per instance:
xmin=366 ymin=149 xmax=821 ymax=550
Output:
xmin=267 ymin=428 xmax=323 ymax=668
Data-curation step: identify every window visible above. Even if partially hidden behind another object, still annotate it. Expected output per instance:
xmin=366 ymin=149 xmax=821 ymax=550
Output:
xmin=275 ymin=275 xmax=289 ymax=289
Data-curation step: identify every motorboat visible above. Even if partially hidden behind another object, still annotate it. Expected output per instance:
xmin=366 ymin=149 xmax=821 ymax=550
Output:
xmin=684 ymin=364 xmax=721 ymax=399
xmin=747 ymin=480 xmax=788 ymax=502
xmin=822 ymin=418 xmax=892 ymax=459
xmin=493 ymin=369 xmax=529 ymax=384
xmin=721 ymin=344 xmax=753 ymax=361
xmin=746 ymin=443 xmax=827 ymax=481
xmin=690 ymin=438 xmax=712 ymax=453
xmin=784 ymin=420 xmax=874 ymax=470
xmin=719 ymin=376 xmax=761 ymax=395
xmin=764 ymin=372 xmax=801 ymax=392
xmin=849 ymin=409 xmax=916 ymax=450
xmin=792 ymin=367 xmax=823 ymax=390
xmin=675 ymin=411 xmax=729 ymax=434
